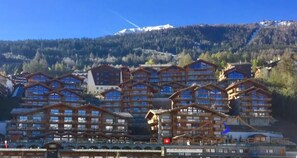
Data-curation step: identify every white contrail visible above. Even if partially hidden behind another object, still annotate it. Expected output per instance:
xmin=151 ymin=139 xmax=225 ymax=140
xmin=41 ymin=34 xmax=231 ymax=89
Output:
xmin=109 ymin=9 xmax=140 ymax=28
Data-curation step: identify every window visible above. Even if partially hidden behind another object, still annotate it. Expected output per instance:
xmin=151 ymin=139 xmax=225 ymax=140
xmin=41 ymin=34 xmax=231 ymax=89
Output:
xmin=18 ymin=123 xmax=27 ymax=129
xmin=78 ymin=124 xmax=85 ymax=130
xmin=32 ymin=131 xmax=41 ymax=136
xmin=78 ymin=117 xmax=86 ymax=123
xmin=117 ymin=126 xmax=125 ymax=131
xmin=91 ymin=125 xmax=99 ymax=129
xmin=64 ymin=110 xmax=73 ymax=115
xmin=91 ymin=111 xmax=99 ymax=116
xmin=118 ymin=119 xmax=125 ymax=124
xmin=64 ymin=117 xmax=72 ymax=122
xmin=50 ymin=117 xmax=59 ymax=122
xmin=64 ymin=124 xmax=72 ymax=130
xmin=91 ymin=118 xmax=98 ymax=123
xmin=33 ymin=124 xmax=41 ymax=129
xmin=78 ymin=110 xmax=86 ymax=116
xmin=50 ymin=124 xmax=58 ymax=129
xmin=50 ymin=109 xmax=59 ymax=115
xmin=19 ymin=116 xmax=28 ymax=121
xmin=106 ymin=119 xmax=113 ymax=124
xmin=33 ymin=116 xmax=42 ymax=122
xmin=105 ymin=126 xmax=113 ymax=131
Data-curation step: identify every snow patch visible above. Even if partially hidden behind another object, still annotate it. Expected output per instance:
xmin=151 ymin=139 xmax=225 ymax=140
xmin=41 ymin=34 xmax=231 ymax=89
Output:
xmin=115 ymin=24 xmax=174 ymax=35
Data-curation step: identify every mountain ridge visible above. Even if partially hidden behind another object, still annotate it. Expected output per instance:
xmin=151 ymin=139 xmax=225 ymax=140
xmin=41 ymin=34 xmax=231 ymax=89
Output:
xmin=1 ymin=20 xmax=297 ymax=73
xmin=115 ymin=24 xmax=174 ymax=35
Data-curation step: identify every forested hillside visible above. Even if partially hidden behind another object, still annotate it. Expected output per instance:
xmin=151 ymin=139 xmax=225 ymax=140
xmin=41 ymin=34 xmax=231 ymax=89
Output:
xmin=1 ymin=21 xmax=297 ymax=74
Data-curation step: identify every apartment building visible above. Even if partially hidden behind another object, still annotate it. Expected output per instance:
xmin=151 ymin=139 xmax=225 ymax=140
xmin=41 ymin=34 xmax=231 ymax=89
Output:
xmin=120 ymin=80 xmax=155 ymax=117
xmin=146 ymin=103 xmax=228 ymax=145
xmin=169 ymin=84 xmax=229 ymax=113
xmin=87 ymin=65 xmax=122 ymax=94
xmin=226 ymin=79 xmax=272 ymax=126
xmin=100 ymin=89 xmax=122 ymax=112
xmin=184 ymin=59 xmax=217 ymax=86
xmin=22 ymin=73 xmax=85 ymax=108
xmin=7 ymin=103 xmax=132 ymax=143
xmin=158 ymin=65 xmax=187 ymax=85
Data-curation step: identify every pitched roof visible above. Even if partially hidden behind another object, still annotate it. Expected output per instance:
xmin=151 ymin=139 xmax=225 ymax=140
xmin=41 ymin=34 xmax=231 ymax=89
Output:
xmin=223 ymin=67 xmax=246 ymax=75
xmin=131 ymin=68 xmax=151 ymax=74
xmin=55 ymin=88 xmax=83 ymax=97
xmin=100 ymin=88 xmax=121 ymax=96
xmin=157 ymin=65 xmax=185 ymax=74
xmin=57 ymin=73 xmax=84 ymax=82
xmin=226 ymin=79 xmax=268 ymax=91
xmin=184 ymin=58 xmax=217 ymax=69
xmin=237 ymin=86 xmax=271 ymax=96
xmin=25 ymin=72 xmax=53 ymax=79
xmin=24 ymin=82 xmax=52 ymax=90
xmin=169 ymin=84 xmax=199 ymax=99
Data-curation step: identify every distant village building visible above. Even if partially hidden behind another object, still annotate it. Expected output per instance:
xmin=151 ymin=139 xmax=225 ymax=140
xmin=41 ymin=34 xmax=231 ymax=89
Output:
xmin=0 ymin=74 xmax=15 ymax=96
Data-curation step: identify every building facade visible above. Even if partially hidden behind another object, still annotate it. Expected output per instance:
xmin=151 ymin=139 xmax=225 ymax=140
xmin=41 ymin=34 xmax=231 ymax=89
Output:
xmin=7 ymin=103 xmax=132 ymax=143
xmin=87 ymin=65 xmax=122 ymax=95
xmin=184 ymin=59 xmax=217 ymax=86
xmin=146 ymin=104 xmax=228 ymax=145
xmin=226 ymin=79 xmax=272 ymax=126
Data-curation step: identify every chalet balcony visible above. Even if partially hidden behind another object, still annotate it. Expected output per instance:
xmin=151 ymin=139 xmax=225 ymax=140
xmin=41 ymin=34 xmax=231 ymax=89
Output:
xmin=241 ymin=103 xmax=271 ymax=107
xmin=241 ymin=98 xmax=272 ymax=101
xmin=176 ymin=112 xmax=211 ymax=117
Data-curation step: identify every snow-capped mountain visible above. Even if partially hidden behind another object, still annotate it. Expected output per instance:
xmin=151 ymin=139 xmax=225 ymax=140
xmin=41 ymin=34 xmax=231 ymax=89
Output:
xmin=115 ymin=24 xmax=174 ymax=35
xmin=258 ymin=20 xmax=294 ymax=27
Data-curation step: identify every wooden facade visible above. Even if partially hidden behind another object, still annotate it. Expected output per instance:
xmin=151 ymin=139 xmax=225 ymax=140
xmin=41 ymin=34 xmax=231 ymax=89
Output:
xmin=7 ymin=103 xmax=132 ymax=143
xmin=26 ymin=72 xmax=53 ymax=85
xmin=22 ymin=80 xmax=85 ymax=108
xmin=101 ymin=89 xmax=122 ymax=112
xmin=169 ymin=84 xmax=229 ymax=113
xmin=121 ymin=81 xmax=155 ymax=117
xmin=131 ymin=68 xmax=151 ymax=82
xmin=219 ymin=67 xmax=248 ymax=87
xmin=158 ymin=65 xmax=186 ymax=85
xmin=226 ymin=79 xmax=272 ymax=126
xmin=184 ymin=59 xmax=217 ymax=86
xmin=146 ymin=104 xmax=228 ymax=145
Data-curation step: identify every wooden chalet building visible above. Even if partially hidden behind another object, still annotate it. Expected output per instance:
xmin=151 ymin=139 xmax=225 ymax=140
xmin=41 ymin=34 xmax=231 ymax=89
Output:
xmin=57 ymin=74 xmax=84 ymax=93
xmin=145 ymin=104 xmax=228 ymax=145
xmin=131 ymin=68 xmax=151 ymax=82
xmin=158 ymin=65 xmax=186 ymax=85
xmin=143 ymin=67 xmax=160 ymax=85
xmin=22 ymin=83 xmax=52 ymax=108
xmin=226 ymin=79 xmax=272 ymax=126
xmin=169 ymin=84 xmax=229 ymax=113
xmin=184 ymin=59 xmax=217 ymax=86
xmin=100 ymin=89 xmax=122 ymax=112
xmin=7 ymin=103 xmax=133 ymax=143
xmin=21 ymin=81 xmax=85 ymax=108
xmin=26 ymin=72 xmax=53 ymax=85
xmin=120 ymin=80 xmax=155 ymax=117
xmin=219 ymin=63 xmax=252 ymax=87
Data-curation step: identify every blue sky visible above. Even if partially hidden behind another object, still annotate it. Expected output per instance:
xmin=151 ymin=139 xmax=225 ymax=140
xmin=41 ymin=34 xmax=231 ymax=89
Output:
xmin=0 ymin=0 xmax=296 ymax=40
